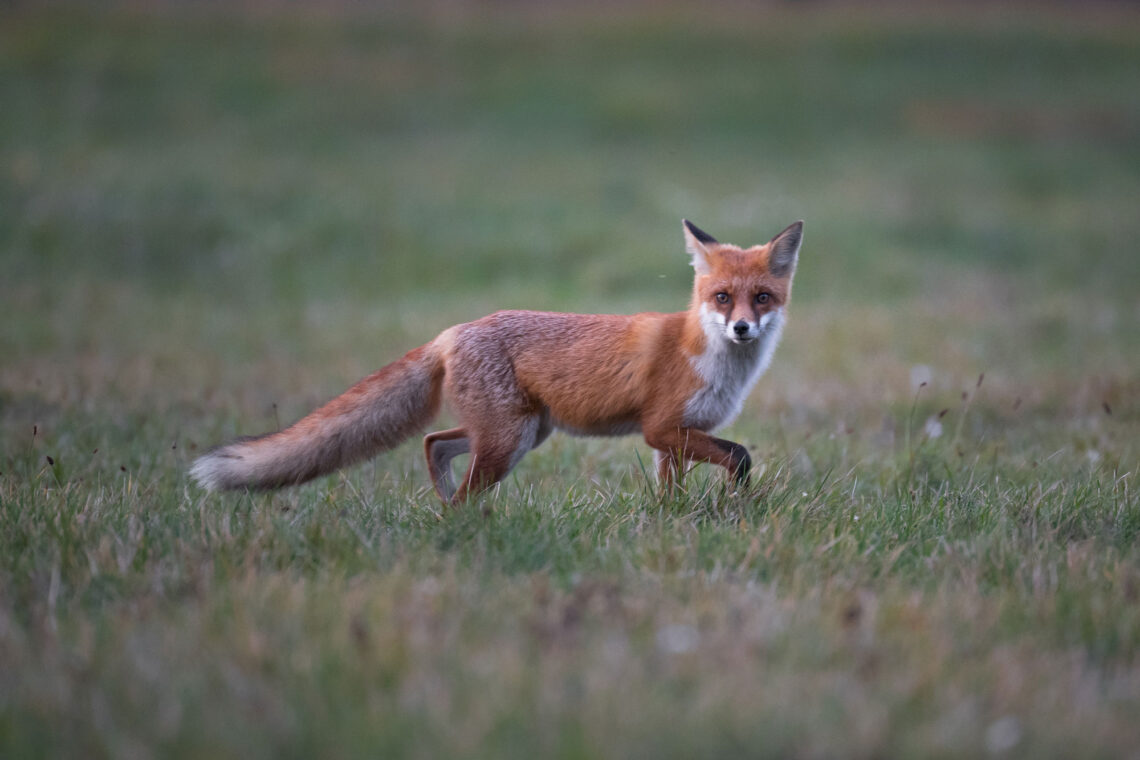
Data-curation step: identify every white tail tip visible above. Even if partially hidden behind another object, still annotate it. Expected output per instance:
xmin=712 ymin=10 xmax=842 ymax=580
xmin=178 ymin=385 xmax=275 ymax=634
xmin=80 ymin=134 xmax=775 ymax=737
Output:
xmin=190 ymin=452 xmax=235 ymax=491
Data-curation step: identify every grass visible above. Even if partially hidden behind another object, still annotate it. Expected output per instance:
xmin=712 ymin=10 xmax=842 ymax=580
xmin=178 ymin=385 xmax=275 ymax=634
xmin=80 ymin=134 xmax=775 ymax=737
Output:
xmin=2 ymin=3 xmax=1139 ymax=757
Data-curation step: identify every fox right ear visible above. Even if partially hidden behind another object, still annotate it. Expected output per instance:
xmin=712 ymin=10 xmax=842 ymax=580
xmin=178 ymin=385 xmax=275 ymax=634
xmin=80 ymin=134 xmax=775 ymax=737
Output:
xmin=683 ymin=219 xmax=717 ymax=275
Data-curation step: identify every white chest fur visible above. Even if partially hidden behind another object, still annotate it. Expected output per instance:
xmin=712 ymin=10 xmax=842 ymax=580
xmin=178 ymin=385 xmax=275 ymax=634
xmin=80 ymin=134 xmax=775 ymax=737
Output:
xmin=682 ymin=308 xmax=784 ymax=431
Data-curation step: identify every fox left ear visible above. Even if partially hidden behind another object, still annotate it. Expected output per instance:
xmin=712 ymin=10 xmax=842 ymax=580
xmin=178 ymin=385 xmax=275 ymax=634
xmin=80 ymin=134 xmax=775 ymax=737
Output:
xmin=683 ymin=219 xmax=718 ymax=275
xmin=767 ymin=220 xmax=803 ymax=278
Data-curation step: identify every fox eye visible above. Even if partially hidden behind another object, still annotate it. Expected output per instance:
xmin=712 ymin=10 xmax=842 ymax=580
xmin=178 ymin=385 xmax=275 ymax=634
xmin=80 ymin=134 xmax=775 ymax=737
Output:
xmin=755 ymin=293 xmax=770 ymax=305
xmin=715 ymin=292 xmax=730 ymax=305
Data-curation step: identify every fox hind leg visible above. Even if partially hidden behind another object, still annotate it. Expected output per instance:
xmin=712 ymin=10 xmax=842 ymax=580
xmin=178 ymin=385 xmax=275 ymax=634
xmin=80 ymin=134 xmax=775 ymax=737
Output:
xmin=450 ymin=413 xmax=548 ymax=504
xmin=424 ymin=427 xmax=470 ymax=502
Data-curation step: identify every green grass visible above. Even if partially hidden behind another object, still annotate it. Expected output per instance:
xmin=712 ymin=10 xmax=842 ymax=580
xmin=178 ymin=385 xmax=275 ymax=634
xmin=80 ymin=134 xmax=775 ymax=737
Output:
xmin=2 ymin=3 xmax=1139 ymax=757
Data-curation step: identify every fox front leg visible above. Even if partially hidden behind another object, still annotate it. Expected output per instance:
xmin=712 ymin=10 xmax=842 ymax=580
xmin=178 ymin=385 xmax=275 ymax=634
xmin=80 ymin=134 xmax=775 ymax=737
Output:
xmin=645 ymin=427 xmax=751 ymax=489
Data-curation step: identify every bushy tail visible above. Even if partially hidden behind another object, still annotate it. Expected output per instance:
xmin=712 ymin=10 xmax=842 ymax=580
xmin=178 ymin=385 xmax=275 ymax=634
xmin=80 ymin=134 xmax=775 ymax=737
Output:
xmin=191 ymin=341 xmax=447 ymax=491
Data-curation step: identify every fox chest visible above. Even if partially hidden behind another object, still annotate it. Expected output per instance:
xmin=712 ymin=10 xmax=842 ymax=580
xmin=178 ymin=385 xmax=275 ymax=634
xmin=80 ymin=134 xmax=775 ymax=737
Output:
xmin=681 ymin=339 xmax=772 ymax=432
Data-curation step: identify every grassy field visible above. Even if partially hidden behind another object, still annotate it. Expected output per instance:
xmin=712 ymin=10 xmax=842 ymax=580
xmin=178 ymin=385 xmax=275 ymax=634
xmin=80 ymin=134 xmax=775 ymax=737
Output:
xmin=2 ymin=3 xmax=1139 ymax=757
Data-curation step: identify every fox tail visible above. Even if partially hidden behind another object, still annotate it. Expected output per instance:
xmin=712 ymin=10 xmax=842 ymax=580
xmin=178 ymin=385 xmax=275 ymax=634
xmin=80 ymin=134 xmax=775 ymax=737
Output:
xmin=191 ymin=340 xmax=448 ymax=491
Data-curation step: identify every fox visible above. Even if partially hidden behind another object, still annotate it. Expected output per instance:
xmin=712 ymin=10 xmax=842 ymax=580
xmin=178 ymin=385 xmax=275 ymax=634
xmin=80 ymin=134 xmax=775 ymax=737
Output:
xmin=191 ymin=219 xmax=802 ymax=504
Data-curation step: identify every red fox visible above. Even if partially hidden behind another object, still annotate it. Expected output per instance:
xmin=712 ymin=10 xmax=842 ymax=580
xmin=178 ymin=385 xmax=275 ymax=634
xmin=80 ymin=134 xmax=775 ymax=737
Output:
xmin=191 ymin=219 xmax=802 ymax=504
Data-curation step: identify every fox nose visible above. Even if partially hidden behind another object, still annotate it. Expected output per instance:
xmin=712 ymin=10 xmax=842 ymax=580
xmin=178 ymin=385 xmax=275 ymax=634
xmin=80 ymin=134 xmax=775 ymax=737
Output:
xmin=733 ymin=321 xmax=751 ymax=337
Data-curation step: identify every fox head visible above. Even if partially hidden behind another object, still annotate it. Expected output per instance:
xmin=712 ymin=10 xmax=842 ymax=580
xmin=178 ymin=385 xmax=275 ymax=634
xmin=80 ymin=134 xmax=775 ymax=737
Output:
xmin=683 ymin=219 xmax=803 ymax=346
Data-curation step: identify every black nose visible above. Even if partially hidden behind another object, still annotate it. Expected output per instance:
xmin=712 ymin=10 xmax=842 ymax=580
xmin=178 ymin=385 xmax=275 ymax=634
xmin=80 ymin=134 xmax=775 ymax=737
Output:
xmin=733 ymin=321 xmax=750 ymax=336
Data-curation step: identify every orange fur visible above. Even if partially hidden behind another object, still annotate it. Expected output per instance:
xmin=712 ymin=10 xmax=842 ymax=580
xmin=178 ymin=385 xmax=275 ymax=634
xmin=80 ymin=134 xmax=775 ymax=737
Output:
xmin=191 ymin=220 xmax=803 ymax=505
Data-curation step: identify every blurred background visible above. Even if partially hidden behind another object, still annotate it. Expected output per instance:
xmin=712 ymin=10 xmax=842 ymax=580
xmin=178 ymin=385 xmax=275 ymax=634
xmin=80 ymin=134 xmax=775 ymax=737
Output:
xmin=2 ymin=0 xmax=1137 ymax=457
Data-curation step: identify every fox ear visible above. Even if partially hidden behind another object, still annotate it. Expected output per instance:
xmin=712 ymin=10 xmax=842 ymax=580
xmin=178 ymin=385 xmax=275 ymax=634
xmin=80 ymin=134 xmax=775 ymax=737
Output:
xmin=767 ymin=220 xmax=803 ymax=278
xmin=683 ymin=219 xmax=717 ymax=275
